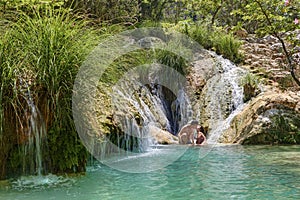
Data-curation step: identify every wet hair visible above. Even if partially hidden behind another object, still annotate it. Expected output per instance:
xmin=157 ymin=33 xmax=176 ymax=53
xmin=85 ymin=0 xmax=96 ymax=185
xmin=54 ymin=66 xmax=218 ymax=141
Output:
xmin=199 ymin=126 xmax=205 ymax=134
xmin=188 ymin=120 xmax=199 ymax=125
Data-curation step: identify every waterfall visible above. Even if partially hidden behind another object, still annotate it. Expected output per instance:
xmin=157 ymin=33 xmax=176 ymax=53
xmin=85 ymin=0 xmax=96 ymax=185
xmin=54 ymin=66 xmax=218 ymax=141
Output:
xmin=110 ymin=64 xmax=192 ymax=152
xmin=172 ymin=89 xmax=193 ymax=134
xmin=204 ymin=55 xmax=246 ymax=143
xmin=20 ymin=81 xmax=46 ymax=176
xmin=99 ymin=49 xmax=246 ymax=155
xmin=112 ymin=77 xmax=166 ymax=152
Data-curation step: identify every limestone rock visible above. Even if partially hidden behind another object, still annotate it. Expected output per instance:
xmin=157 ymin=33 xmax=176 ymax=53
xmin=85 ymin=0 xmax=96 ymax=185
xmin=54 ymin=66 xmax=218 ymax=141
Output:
xmin=220 ymin=90 xmax=300 ymax=144
xmin=187 ymin=51 xmax=220 ymax=93
xmin=148 ymin=126 xmax=178 ymax=145
xmin=137 ymin=37 xmax=164 ymax=48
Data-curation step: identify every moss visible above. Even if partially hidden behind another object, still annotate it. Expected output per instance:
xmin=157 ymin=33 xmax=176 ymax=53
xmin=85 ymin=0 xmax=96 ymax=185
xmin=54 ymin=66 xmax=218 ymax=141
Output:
xmin=243 ymin=111 xmax=300 ymax=145
xmin=46 ymin=126 xmax=88 ymax=174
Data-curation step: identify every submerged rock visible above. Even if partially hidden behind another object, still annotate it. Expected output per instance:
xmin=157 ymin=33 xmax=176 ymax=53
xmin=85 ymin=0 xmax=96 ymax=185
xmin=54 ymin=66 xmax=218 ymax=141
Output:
xmin=220 ymin=90 xmax=300 ymax=144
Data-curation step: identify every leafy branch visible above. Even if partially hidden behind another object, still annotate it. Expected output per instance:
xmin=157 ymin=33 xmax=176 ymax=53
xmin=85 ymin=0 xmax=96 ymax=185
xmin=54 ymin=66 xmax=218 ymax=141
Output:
xmin=254 ymin=0 xmax=300 ymax=86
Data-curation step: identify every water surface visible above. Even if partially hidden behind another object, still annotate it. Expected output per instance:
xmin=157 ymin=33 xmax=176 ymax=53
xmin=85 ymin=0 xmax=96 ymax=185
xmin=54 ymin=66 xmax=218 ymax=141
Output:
xmin=1 ymin=145 xmax=300 ymax=199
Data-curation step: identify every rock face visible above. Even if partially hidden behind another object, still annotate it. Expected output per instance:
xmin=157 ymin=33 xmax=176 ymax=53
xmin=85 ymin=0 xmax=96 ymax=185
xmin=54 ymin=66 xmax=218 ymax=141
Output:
xmin=220 ymin=90 xmax=300 ymax=144
xmin=188 ymin=51 xmax=246 ymax=135
xmin=187 ymin=52 xmax=220 ymax=94
xmin=241 ymin=31 xmax=300 ymax=89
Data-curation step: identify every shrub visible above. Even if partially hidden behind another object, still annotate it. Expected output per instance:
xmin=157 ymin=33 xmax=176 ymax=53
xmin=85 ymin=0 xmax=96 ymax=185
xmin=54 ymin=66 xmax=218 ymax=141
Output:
xmin=187 ymin=23 xmax=213 ymax=49
xmin=212 ymin=32 xmax=243 ymax=63
xmin=175 ymin=22 xmax=243 ymax=63
xmin=240 ymin=73 xmax=260 ymax=102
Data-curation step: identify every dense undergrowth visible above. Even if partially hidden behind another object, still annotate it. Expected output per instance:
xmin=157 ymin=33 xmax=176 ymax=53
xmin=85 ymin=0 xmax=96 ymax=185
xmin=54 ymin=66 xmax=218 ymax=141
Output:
xmin=0 ymin=6 xmax=98 ymax=178
xmin=0 ymin=0 xmax=298 ymax=179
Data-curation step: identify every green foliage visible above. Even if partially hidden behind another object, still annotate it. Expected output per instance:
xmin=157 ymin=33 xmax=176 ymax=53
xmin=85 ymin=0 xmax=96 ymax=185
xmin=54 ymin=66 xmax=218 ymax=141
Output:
xmin=240 ymin=73 xmax=260 ymax=102
xmin=0 ymin=0 xmax=65 ymax=21
xmin=156 ymin=50 xmax=188 ymax=75
xmin=140 ymin=0 xmax=181 ymax=22
xmin=269 ymin=113 xmax=300 ymax=144
xmin=0 ymin=18 xmax=25 ymax=179
xmin=0 ymin=5 xmax=97 ymax=177
xmin=213 ymin=32 xmax=243 ymax=63
xmin=232 ymin=0 xmax=300 ymax=36
xmin=181 ymin=22 xmax=243 ymax=63
xmin=187 ymin=23 xmax=213 ymax=49
xmin=100 ymin=50 xmax=150 ymax=86
xmin=240 ymin=73 xmax=260 ymax=88
xmin=65 ymin=0 xmax=139 ymax=25
xmin=155 ymin=38 xmax=190 ymax=75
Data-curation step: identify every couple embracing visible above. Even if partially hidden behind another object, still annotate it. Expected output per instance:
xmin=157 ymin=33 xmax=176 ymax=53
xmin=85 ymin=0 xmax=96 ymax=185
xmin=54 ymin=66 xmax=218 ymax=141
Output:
xmin=178 ymin=120 xmax=206 ymax=145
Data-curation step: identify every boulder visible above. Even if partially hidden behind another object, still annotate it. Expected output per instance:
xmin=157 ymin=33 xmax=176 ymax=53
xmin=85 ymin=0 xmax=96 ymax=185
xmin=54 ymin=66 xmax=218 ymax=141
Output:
xmin=220 ymin=90 xmax=300 ymax=144
xmin=187 ymin=51 xmax=220 ymax=94
xmin=148 ymin=126 xmax=178 ymax=145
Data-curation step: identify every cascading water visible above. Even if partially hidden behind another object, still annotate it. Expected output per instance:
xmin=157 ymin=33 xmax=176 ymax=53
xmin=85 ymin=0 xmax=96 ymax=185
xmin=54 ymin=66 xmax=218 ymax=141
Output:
xmin=111 ymin=64 xmax=193 ymax=152
xmin=172 ymin=89 xmax=193 ymax=134
xmin=20 ymin=80 xmax=46 ymax=176
xmin=12 ymin=81 xmax=68 ymax=189
xmin=203 ymin=55 xmax=247 ymax=143
xmin=109 ymin=51 xmax=247 ymax=148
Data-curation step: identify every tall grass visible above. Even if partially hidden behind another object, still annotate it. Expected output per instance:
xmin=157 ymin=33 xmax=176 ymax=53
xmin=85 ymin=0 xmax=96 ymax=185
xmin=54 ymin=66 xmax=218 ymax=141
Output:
xmin=187 ymin=23 xmax=213 ymax=50
xmin=240 ymin=73 xmax=260 ymax=102
xmin=177 ymin=22 xmax=243 ymax=63
xmin=0 ymin=31 xmax=19 ymax=179
xmin=0 ymin=6 xmax=98 ymax=178
xmin=213 ymin=32 xmax=243 ymax=63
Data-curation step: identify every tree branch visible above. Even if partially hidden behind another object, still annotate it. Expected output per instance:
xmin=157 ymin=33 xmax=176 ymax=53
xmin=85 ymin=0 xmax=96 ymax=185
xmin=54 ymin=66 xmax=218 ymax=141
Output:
xmin=254 ymin=0 xmax=300 ymax=86
xmin=211 ymin=2 xmax=222 ymax=26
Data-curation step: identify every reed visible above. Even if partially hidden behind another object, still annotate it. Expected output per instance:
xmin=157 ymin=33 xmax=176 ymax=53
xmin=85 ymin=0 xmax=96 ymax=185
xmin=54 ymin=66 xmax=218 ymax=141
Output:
xmin=0 ymin=5 xmax=98 ymax=178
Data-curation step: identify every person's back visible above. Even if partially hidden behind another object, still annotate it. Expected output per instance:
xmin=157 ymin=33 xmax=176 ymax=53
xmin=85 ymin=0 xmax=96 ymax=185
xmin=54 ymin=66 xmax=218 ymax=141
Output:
xmin=177 ymin=123 xmax=198 ymax=144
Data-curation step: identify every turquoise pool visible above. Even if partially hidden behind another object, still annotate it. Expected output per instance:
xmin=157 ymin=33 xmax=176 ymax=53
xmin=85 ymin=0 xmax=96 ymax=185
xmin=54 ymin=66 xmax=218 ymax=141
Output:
xmin=1 ymin=145 xmax=300 ymax=199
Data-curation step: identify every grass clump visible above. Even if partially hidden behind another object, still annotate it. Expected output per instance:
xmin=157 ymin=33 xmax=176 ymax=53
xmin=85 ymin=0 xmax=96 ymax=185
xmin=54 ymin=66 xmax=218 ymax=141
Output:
xmin=240 ymin=73 xmax=260 ymax=102
xmin=187 ymin=23 xmax=213 ymax=50
xmin=0 ymin=6 xmax=98 ymax=177
xmin=213 ymin=32 xmax=243 ymax=63
xmin=174 ymin=22 xmax=243 ymax=63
